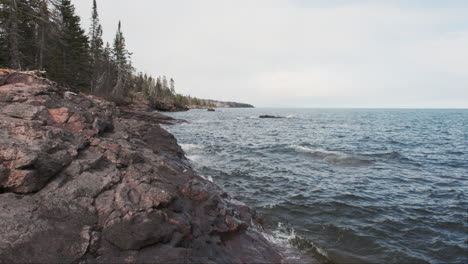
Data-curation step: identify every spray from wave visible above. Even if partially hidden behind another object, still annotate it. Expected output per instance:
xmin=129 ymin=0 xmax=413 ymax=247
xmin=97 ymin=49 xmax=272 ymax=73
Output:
xmin=260 ymin=222 xmax=331 ymax=263
xmin=180 ymin=143 xmax=204 ymax=152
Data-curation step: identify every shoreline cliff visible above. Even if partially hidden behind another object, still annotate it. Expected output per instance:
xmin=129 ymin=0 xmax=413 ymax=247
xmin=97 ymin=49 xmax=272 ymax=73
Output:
xmin=0 ymin=71 xmax=283 ymax=263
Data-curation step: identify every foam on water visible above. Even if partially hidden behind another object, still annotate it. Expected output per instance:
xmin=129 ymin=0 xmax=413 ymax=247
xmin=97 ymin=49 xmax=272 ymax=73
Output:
xmin=186 ymin=154 xmax=202 ymax=162
xmin=180 ymin=143 xmax=204 ymax=152
xmin=199 ymin=174 xmax=214 ymax=182
xmin=292 ymin=145 xmax=373 ymax=166
xmin=260 ymin=222 xmax=330 ymax=263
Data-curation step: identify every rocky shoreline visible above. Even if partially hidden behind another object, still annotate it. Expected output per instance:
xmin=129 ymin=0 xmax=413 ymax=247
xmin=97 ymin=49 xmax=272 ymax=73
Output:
xmin=0 ymin=72 xmax=284 ymax=263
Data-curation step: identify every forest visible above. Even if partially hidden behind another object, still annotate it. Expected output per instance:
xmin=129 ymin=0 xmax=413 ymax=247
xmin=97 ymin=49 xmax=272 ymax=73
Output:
xmin=0 ymin=0 xmax=215 ymax=110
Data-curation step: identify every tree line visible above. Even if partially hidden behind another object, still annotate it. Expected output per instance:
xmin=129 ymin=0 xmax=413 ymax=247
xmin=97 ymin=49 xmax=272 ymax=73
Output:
xmin=0 ymin=0 xmax=214 ymax=109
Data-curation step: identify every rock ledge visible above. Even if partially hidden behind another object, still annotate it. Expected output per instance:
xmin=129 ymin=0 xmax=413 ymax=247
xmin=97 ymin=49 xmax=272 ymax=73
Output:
xmin=0 ymin=72 xmax=283 ymax=263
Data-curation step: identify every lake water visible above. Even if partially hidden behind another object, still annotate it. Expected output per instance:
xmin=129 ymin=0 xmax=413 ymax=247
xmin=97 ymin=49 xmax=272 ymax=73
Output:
xmin=164 ymin=108 xmax=467 ymax=264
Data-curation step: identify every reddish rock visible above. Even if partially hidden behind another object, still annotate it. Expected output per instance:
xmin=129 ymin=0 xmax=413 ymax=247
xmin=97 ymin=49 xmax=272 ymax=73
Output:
xmin=0 ymin=71 xmax=286 ymax=264
xmin=67 ymin=112 xmax=84 ymax=123
xmin=48 ymin=107 xmax=70 ymax=124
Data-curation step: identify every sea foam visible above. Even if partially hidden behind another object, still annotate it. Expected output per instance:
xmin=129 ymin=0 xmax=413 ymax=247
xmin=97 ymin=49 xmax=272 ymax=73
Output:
xmin=292 ymin=145 xmax=373 ymax=166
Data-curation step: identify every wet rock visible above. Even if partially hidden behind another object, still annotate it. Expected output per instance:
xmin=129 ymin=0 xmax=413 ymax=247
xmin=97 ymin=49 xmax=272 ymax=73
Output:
xmin=207 ymin=108 xmax=216 ymax=112
xmin=259 ymin=115 xmax=284 ymax=119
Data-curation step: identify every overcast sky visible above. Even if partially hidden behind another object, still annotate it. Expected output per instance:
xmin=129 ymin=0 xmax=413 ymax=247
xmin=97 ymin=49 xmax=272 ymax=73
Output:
xmin=74 ymin=0 xmax=468 ymax=108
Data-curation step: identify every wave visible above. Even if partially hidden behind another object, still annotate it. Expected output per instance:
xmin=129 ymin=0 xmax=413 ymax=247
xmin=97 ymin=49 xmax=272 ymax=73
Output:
xmin=260 ymin=222 xmax=330 ymax=263
xmin=260 ymin=201 xmax=281 ymax=209
xmin=363 ymin=151 xmax=422 ymax=166
xmin=199 ymin=174 xmax=214 ymax=182
xmin=292 ymin=146 xmax=420 ymax=167
xmin=186 ymin=154 xmax=203 ymax=163
xmin=365 ymin=151 xmax=402 ymax=159
xmin=180 ymin=143 xmax=204 ymax=152
xmin=292 ymin=145 xmax=373 ymax=167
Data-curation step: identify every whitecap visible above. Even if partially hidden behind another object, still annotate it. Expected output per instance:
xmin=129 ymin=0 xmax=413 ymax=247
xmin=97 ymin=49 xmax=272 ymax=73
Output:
xmin=292 ymin=145 xmax=372 ymax=166
xmin=199 ymin=174 xmax=214 ymax=182
xmin=180 ymin=143 xmax=204 ymax=152
xmin=193 ymin=119 xmax=211 ymax=124
xmin=186 ymin=154 xmax=202 ymax=162
xmin=259 ymin=222 xmax=329 ymax=262
xmin=260 ymin=202 xmax=280 ymax=209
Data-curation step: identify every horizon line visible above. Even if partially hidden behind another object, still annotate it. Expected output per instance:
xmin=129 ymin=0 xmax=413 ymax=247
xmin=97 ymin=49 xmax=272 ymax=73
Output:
xmin=249 ymin=106 xmax=468 ymax=110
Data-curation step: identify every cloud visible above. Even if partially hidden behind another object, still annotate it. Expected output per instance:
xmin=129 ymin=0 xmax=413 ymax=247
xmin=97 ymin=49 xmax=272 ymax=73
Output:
xmin=74 ymin=0 xmax=468 ymax=108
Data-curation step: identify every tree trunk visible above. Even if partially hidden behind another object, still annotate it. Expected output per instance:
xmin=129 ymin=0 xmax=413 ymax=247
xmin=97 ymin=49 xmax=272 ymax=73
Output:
xmin=38 ymin=2 xmax=46 ymax=70
xmin=8 ymin=0 xmax=21 ymax=69
xmin=39 ymin=26 xmax=45 ymax=69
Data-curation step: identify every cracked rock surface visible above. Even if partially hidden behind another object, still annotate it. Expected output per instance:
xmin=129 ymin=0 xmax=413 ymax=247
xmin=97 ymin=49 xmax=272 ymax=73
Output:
xmin=0 ymin=72 xmax=283 ymax=263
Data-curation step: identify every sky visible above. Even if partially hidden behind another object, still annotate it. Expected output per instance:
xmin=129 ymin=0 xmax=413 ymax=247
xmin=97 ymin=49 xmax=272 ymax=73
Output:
xmin=73 ymin=0 xmax=468 ymax=108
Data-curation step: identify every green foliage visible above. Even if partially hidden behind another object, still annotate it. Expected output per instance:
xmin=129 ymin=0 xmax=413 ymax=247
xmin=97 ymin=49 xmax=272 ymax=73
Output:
xmin=89 ymin=0 xmax=103 ymax=63
xmin=0 ymin=1 xmax=7 ymax=67
xmin=111 ymin=21 xmax=133 ymax=97
xmin=49 ymin=0 xmax=91 ymax=90
xmin=89 ymin=0 xmax=106 ymax=93
xmin=0 ymin=0 xmax=212 ymax=109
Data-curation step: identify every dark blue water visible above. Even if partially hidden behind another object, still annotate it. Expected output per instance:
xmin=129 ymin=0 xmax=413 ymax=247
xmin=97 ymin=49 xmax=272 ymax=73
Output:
xmin=164 ymin=108 xmax=468 ymax=264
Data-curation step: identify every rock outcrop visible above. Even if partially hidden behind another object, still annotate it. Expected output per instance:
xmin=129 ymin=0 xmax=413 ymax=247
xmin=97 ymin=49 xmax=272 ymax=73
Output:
xmin=259 ymin=115 xmax=284 ymax=119
xmin=0 ymin=71 xmax=283 ymax=263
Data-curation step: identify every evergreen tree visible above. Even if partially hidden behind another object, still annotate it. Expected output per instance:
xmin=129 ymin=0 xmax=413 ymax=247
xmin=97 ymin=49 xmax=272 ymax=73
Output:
xmin=112 ymin=21 xmax=132 ymax=96
xmin=5 ymin=0 xmax=21 ymax=69
xmin=88 ymin=0 xmax=104 ymax=93
xmin=35 ymin=0 xmax=50 ymax=70
xmin=97 ymin=41 xmax=116 ymax=94
xmin=0 ymin=0 xmax=207 ymax=109
xmin=170 ymin=78 xmax=175 ymax=94
xmin=89 ymin=0 xmax=102 ymax=62
xmin=48 ymin=0 xmax=90 ymax=90
xmin=16 ymin=0 xmax=36 ymax=69
xmin=0 ymin=0 xmax=8 ymax=67
xmin=162 ymin=75 xmax=168 ymax=90
xmin=0 ymin=0 xmax=48 ymax=69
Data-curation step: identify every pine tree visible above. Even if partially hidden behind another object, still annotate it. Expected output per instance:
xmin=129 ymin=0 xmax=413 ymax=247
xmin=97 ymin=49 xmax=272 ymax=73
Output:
xmin=0 ymin=0 xmax=198 ymax=109
xmin=0 ymin=0 xmax=8 ymax=67
xmin=170 ymin=78 xmax=175 ymax=94
xmin=48 ymin=0 xmax=90 ymax=90
xmin=0 ymin=0 xmax=43 ymax=69
xmin=112 ymin=21 xmax=132 ymax=96
xmin=96 ymin=41 xmax=116 ymax=95
xmin=162 ymin=75 xmax=168 ymax=90
xmin=89 ymin=0 xmax=102 ymax=62
xmin=36 ymin=0 xmax=50 ymax=70
xmin=16 ymin=0 xmax=37 ymax=69
xmin=88 ymin=0 xmax=104 ymax=93
xmin=6 ymin=0 xmax=21 ymax=69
